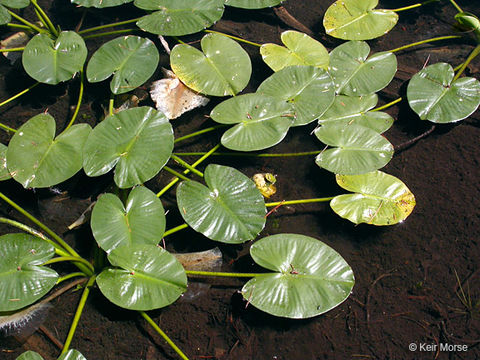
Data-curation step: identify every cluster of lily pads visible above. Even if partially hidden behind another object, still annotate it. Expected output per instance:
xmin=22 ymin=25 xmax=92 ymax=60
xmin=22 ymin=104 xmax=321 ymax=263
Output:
xmin=0 ymin=0 xmax=480 ymax=359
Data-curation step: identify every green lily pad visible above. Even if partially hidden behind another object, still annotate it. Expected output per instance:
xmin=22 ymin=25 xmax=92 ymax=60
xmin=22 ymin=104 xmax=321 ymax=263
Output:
xmin=224 ymin=0 xmax=282 ymax=9
xmin=407 ymin=62 xmax=480 ymax=123
xmin=22 ymin=32 xmax=87 ymax=85
xmin=211 ymin=93 xmax=293 ymax=151
xmin=135 ymin=0 xmax=224 ymax=36
xmin=323 ymin=0 xmax=398 ymax=40
xmin=0 ymin=143 xmax=11 ymax=181
xmin=242 ymin=233 xmax=354 ymax=318
xmin=257 ymin=65 xmax=335 ymax=126
xmin=0 ymin=6 xmax=9 ymax=25
xmin=176 ymin=164 xmax=266 ymax=243
xmin=0 ymin=234 xmax=58 ymax=312
xmin=96 ymin=244 xmax=187 ymax=310
xmin=73 ymin=0 xmax=132 ymax=7
xmin=260 ymin=30 xmax=329 ymax=72
xmin=315 ymin=123 xmax=394 ymax=175
xmin=91 ymin=187 xmax=166 ymax=253
xmin=16 ymin=351 xmax=44 ymax=360
xmin=329 ymin=41 xmax=397 ymax=96
xmin=6 ymin=114 xmax=91 ymax=188
xmin=170 ymin=33 xmax=251 ymax=96
xmin=1 ymin=0 xmax=30 ymax=8
xmin=58 ymin=350 xmax=87 ymax=360
xmin=86 ymin=36 xmax=159 ymax=94
xmin=317 ymin=94 xmax=393 ymax=133
xmin=83 ymin=107 xmax=173 ymax=189
xmin=331 ymin=171 xmax=416 ymax=225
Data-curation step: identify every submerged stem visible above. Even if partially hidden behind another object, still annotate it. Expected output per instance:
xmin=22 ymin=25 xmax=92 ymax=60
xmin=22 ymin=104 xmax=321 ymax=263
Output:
xmin=65 ymin=70 xmax=84 ymax=131
xmin=174 ymin=125 xmax=226 ymax=143
xmin=163 ymin=223 xmax=189 ymax=237
xmin=0 ymin=82 xmax=39 ymax=110
xmin=0 ymin=47 xmax=24 ymax=52
xmin=171 ymin=155 xmax=204 ymax=177
xmin=163 ymin=166 xmax=191 ymax=181
xmin=31 ymin=0 xmax=58 ymax=36
xmin=172 ymin=151 xmax=321 ymax=157
xmin=204 ymin=30 xmax=261 ymax=47
xmin=78 ymin=17 xmax=141 ymax=34
xmin=390 ymin=0 xmax=439 ymax=12
xmin=0 ymin=122 xmax=16 ymax=133
xmin=453 ymin=44 xmax=480 ymax=81
xmin=448 ymin=0 xmax=463 ymax=13
xmin=265 ymin=197 xmax=335 ymax=207
xmin=57 ymin=272 xmax=86 ymax=285
xmin=83 ymin=29 xmax=137 ymax=40
xmin=389 ymin=35 xmax=461 ymax=53
xmin=185 ymin=270 xmax=267 ymax=278
xmin=8 ymin=11 xmax=44 ymax=34
xmin=372 ymin=97 xmax=403 ymax=112
xmin=44 ymin=256 xmax=94 ymax=274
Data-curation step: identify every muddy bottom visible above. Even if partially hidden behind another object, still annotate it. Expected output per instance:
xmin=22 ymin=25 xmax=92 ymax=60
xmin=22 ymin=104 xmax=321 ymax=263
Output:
xmin=1 ymin=1 xmax=480 ymax=359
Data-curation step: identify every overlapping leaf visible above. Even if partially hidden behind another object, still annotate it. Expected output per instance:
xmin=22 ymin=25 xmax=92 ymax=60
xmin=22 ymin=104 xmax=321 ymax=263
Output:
xmin=257 ymin=65 xmax=335 ymax=126
xmin=176 ymin=164 xmax=266 ymax=243
xmin=260 ymin=31 xmax=329 ymax=72
xmin=0 ymin=1 xmax=31 ymax=25
xmin=210 ymin=93 xmax=293 ymax=151
xmin=0 ymin=143 xmax=11 ymax=181
xmin=171 ymin=33 xmax=251 ymax=96
xmin=6 ymin=114 xmax=91 ymax=188
xmin=87 ymin=36 xmax=159 ymax=94
xmin=15 ymin=351 xmax=44 ymax=360
xmin=331 ymin=171 xmax=416 ymax=225
xmin=242 ymin=234 xmax=354 ymax=318
xmin=83 ymin=107 xmax=173 ymax=188
xmin=224 ymin=0 xmax=282 ymax=9
xmin=135 ymin=0 xmax=224 ymax=36
xmin=407 ymin=62 xmax=480 ymax=123
xmin=72 ymin=0 xmax=132 ymax=7
xmin=323 ymin=0 xmax=398 ymax=40
xmin=0 ymin=234 xmax=58 ymax=312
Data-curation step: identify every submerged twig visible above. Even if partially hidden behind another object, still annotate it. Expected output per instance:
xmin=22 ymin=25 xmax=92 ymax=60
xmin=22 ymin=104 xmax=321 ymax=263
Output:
xmin=273 ymin=6 xmax=314 ymax=36
xmin=394 ymin=125 xmax=436 ymax=152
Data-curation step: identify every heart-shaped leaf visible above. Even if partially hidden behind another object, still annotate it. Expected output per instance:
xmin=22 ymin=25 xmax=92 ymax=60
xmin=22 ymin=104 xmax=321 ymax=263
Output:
xmin=91 ymin=187 xmax=166 ymax=253
xmin=331 ymin=171 xmax=416 ymax=225
xmin=210 ymin=93 xmax=293 ymax=151
xmin=135 ymin=0 xmax=224 ymax=36
xmin=315 ymin=123 xmax=394 ymax=175
xmin=83 ymin=107 xmax=173 ymax=189
xmin=58 ymin=350 xmax=88 ymax=360
xmin=0 ymin=234 xmax=58 ymax=312
xmin=96 ymin=244 xmax=187 ymax=310
xmin=0 ymin=1 xmax=30 ymax=25
xmin=0 ymin=143 xmax=11 ymax=181
xmin=15 ymin=351 xmax=44 ymax=360
xmin=170 ymin=33 xmax=251 ymax=96
xmin=242 ymin=233 xmax=354 ymax=318
xmin=329 ymin=41 xmax=397 ymax=96
xmin=224 ymin=0 xmax=282 ymax=9
xmin=73 ymin=0 xmax=133 ymax=8
xmin=260 ymin=30 xmax=329 ymax=72
xmin=257 ymin=65 xmax=335 ymax=126
xmin=323 ymin=0 xmax=398 ymax=40
xmin=6 ymin=114 xmax=91 ymax=188
xmin=407 ymin=62 xmax=480 ymax=123
xmin=317 ymin=94 xmax=393 ymax=133
xmin=86 ymin=36 xmax=159 ymax=94
xmin=22 ymin=32 xmax=87 ymax=85
xmin=176 ymin=164 xmax=266 ymax=243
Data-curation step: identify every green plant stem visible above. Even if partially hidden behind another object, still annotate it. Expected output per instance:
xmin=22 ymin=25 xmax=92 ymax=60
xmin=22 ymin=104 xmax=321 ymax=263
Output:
xmin=57 ymin=272 xmax=87 ymax=285
xmin=6 ymin=23 xmax=32 ymax=31
xmin=172 ymin=151 xmax=321 ymax=157
xmin=83 ymin=29 xmax=137 ymax=40
xmin=265 ymin=197 xmax=335 ymax=207
xmin=172 ymin=36 xmax=186 ymax=45
xmin=140 ymin=311 xmax=190 ymax=360
xmin=44 ymin=256 xmax=95 ymax=273
xmin=185 ymin=270 xmax=267 ymax=278
xmin=0 ymin=82 xmax=39 ymax=110
xmin=163 ymin=166 xmax=191 ymax=181
xmin=8 ymin=11 xmax=44 ymax=34
xmin=163 ymin=223 xmax=189 ymax=237
xmin=61 ymin=275 xmax=96 ymax=355
xmin=108 ymin=96 xmax=114 ymax=116
xmin=389 ymin=0 xmax=439 ymax=12
xmin=65 ymin=70 xmax=84 ymax=131
xmin=0 ymin=47 xmax=24 ymax=52
xmin=448 ymin=0 xmax=463 ymax=13
xmin=171 ymin=155 xmax=204 ymax=177
xmin=78 ymin=17 xmax=141 ymax=35
xmin=31 ymin=0 xmax=58 ymax=36
xmin=389 ymin=35 xmax=462 ymax=53
xmin=0 ymin=122 xmax=16 ymax=133
xmin=0 ymin=192 xmax=93 ymax=276
xmin=174 ymin=125 xmax=226 ymax=144
xmin=204 ymin=30 xmax=261 ymax=47
xmin=156 ymin=144 xmax=221 ymax=197
xmin=372 ymin=97 xmax=403 ymax=112
xmin=453 ymin=44 xmax=480 ymax=81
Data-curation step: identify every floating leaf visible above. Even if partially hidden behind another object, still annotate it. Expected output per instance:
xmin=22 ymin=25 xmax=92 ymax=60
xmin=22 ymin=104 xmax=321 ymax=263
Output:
xmin=135 ymin=0 xmax=224 ymax=36
xmin=72 ymin=0 xmax=133 ymax=8
xmin=6 ymin=114 xmax=91 ymax=188
xmin=0 ymin=234 xmax=58 ymax=312
xmin=58 ymin=350 xmax=88 ymax=360
xmin=329 ymin=41 xmax=396 ymax=96
xmin=242 ymin=234 xmax=354 ymax=318
xmin=331 ymin=171 xmax=416 ymax=225
xmin=260 ymin=31 xmax=329 ymax=72
xmin=224 ymin=0 xmax=282 ymax=9
xmin=407 ymin=63 xmax=480 ymax=123
xmin=257 ymin=65 xmax=335 ymax=126
xmin=317 ymin=94 xmax=393 ymax=133
xmin=96 ymin=244 xmax=187 ymax=310
xmin=22 ymin=32 xmax=87 ymax=85
xmin=86 ymin=36 xmax=159 ymax=94
xmin=170 ymin=33 xmax=251 ymax=96
xmin=323 ymin=0 xmax=398 ymax=40
xmin=0 ymin=6 xmax=9 ymax=25
xmin=211 ymin=93 xmax=293 ymax=151
xmin=15 ymin=351 xmax=44 ymax=360
xmin=91 ymin=187 xmax=166 ymax=253
xmin=315 ymin=123 xmax=393 ymax=175
xmin=176 ymin=164 xmax=266 ymax=243
xmin=0 ymin=1 xmax=30 ymax=25
xmin=83 ymin=107 xmax=173 ymax=189
xmin=0 ymin=143 xmax=11 ymax=181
